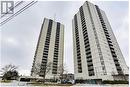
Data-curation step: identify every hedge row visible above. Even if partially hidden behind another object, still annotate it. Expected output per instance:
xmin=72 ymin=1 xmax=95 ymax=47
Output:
xmin=102 ymin=80 xmax=129 ymax=84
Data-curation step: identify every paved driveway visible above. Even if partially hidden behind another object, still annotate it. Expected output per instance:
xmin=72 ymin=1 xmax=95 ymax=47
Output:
xmin=0 ymin=80 xmax=27 ymax=86
xmin=0 ymin=80 xmax=129 ymax=87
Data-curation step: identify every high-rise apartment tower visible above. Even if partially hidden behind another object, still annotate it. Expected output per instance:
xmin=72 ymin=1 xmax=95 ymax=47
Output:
xmin=31 ymin=18 xmax=64 ymax=80
xmin=72 ymin=1 xmax=128 ymax=81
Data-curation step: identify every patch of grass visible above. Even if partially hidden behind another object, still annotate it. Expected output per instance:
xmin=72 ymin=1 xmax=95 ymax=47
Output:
xmin=0 ymin=80 xmax=11 ymax=83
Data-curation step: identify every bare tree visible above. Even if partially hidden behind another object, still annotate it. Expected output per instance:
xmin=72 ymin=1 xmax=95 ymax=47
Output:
xmin=44 ymin=62 xmax=52 ymax=77
xmin=32 ymin=62 xmax=52 ymax=83
xmin=0 ymin=64 xmax=18 ymax=81
xmin=0 ymin=64 xmax=18 ymax=75
xmin=57 ymin=64 xmax=68 ymax=81
xmin=31 ymin=63 xmax=41 ymax=77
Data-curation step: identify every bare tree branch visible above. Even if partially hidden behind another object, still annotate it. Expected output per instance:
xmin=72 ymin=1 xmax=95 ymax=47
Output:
xmin=32 ymin=61 xmax=52 ymax=83
xmin=57 ymin=64 xmax=68 ymax=81
xmin=0 ymin=64 xmax=18 ymax=76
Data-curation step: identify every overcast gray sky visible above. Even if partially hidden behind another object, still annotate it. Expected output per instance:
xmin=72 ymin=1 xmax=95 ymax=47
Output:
xmin=1 ymin=1 xmax=129 ymax=76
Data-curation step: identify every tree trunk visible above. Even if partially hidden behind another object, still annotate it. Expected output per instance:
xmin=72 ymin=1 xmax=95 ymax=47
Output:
xmin=42 ymin=76 xmax=45 ymax=83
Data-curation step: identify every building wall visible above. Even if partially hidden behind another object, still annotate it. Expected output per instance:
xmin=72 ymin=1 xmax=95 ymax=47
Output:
xmin=100 ymin=10 xmax=129 ymax=75
xmin=31 ymin=18 xmax=64 ymax=80
xmin=31 ymin=19 xmax=49 ymax=77
xmin=73 ymin=1 xmax=128 ymax=81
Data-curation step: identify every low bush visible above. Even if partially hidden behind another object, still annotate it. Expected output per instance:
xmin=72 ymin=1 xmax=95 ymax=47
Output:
xmin=102 ymin=80 xmax=129 ymax=84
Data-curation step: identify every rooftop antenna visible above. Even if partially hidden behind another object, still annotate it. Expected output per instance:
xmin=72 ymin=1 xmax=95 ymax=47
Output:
xmin=54 ymin=13 xmax=56 ymax=21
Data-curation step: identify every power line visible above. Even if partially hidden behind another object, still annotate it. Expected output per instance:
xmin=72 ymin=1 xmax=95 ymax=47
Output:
xmin=0 ymin=1 xmax=37 ymax=26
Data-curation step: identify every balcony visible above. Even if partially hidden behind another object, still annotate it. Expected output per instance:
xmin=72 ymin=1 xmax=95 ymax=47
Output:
xmin=86 ymin=51 xmax=91 ymax=55
xmin=87 ymin=58 xmax=92 ymax=62
xmin=84 ymin=37 xmax=89 ymax=41
xmin=88 ymin=66 xmax=94 ymax=71
xmin=102 ymin=23 xmax=106 ymax=26
xmin=78 ymin=63 xmax=82 ymax=66
xmin=108 ymin=40 xmax=112 ymax=43
xmin=110 ymin=46 xmax=114 ymax=49
xmin=52 ymin=71 xmax=57 ymax=74
xmin=89 ymin=71 xmax=94 ymax=76
xmin=83 ymin=33 xmax=88 ymax=38
xmin=118 ymin=71 xmax=124 ymax=75
xmin=115 ymin=62 xmax=120 ymax=66
xmin=42 ymin=60 xmax=47 ymax=63
xmin=111 ymin=49 xmax=115 ymax=53
xmin=77 ymin=56 xmax=81 ymax=60
xmin=53 ymin=60 xmax=58 ymax=63
xmin=109 ymin=43 xmax=113 ymax=46
xmin=53 ymin=66 xmax=57 ymax=69
xmin=87 ymin=55 xmax=92 ymax=58
xmin=77 ymin=59 xmax=81 ymax=62
xmin=116 ymin=66 xmax=122 ymax=70
xmin=41 ymin=63 xmax=46 ymax=66
xmin=105 ymin=33 xmax=109 ymax=37
xmin=107 ymin=37 xmax=111 ymax=41
xmin=87 ymin=62 xmax=93 ymax=66
xmin=43 ymin=52 xmax=48 ymax=55
xmin=77 ymin=53 xmax=81 ymax=57
xmin=53 ymin=62 xmax=58 ymax=65
xmin=42 ymin=58 xmax=47 ymax=61
xmin=52 ymin=69 xmax=57 ymax=72
xmin=78 ymin=66 xmax=82 ymax=69
xmin=83 ymin=29 xmax=87 ymax=33
xmin=53 ymin=57 xmax=58 ymax=59
xmin=103 ymin=26 xmax=107 ymax=29
xmin=85 ymin=42 xmax=89 ymax=46
xmin=78 ymin=69 xmax=82 ymax=73
xmin=113 ymin=54 xmax=117 ymax=57
xmin=77 ymin=49 xmax=80 ymax=53
xmin=111 ymin=49 xmax=115 ymax=52
xmin=43 ymin=55 xmax=47 ymax=58
xmin=113 ymin=57 xmax=118 ymax=61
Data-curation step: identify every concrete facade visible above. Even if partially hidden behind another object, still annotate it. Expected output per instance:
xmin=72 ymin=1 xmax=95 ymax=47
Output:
xmin=72 ymin=1 xmax=128 ymax=81
xmin=31 ymin=18 xmax=64 ymax=80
